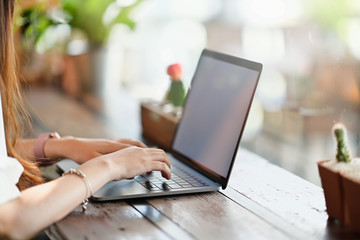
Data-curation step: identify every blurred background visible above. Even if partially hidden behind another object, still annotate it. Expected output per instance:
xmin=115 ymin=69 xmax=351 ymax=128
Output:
xmin=17 ymin=0 xmax=360 ymax=185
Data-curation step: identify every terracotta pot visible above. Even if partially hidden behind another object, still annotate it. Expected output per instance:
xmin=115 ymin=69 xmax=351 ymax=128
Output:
xmin=341 ymin=175 xmax=360 ymax=231
xmin=62 ymin=47 xmax=106 ymax=98
xmin=317 ymin=160 xmax=345 ymax=223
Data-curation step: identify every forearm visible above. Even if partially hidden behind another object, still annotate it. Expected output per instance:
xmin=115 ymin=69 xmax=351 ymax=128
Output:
xmin=0 ymin=157 xmax=112 ymax=239
xmin=18 ymin=136 xmax=149 ymax=165
xmin=0 ymin=146 xmax=171 ymax=239
xmin=17 ymin=138 xmax=69 ymax=163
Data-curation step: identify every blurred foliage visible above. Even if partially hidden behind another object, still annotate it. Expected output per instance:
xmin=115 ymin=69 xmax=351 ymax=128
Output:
xmin=307 ymin=0 xmax=351 ymax=29
xmin=18 ymin=0 xmax=143 ymax=50
xmin=62 ymin=0 xmax=143 ymax=46
xmin=18 ymin=7 xmax=63 ymax=50
xmin=306 ymin=0 xmax=360 ymax=38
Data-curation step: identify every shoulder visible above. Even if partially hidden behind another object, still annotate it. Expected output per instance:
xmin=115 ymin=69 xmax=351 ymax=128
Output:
xmin=0 ymin=156 xmax=24 ymax=206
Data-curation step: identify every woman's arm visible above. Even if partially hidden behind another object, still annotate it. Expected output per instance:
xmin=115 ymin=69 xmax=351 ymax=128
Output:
xmin=17 ymin=136 xmax=147 ymax=164
xmin=0 ymin=147 xmax=171 ymax=239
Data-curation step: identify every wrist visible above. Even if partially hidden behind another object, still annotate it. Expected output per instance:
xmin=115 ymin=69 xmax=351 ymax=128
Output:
xmin=79 ymin=155 xmax=115 ymax=184
xmin=99 ymin=157 xmax=116 ymax=182
xmin=44 ymin=136 xmax=75 ymax=161
xmin=34 ymin=132 xmax=61 ymax=163
xmin=93 ymin=153 xmax=121 ymax=182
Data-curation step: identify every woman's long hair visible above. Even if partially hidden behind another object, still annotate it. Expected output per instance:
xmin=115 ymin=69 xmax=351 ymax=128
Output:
xmin=0 ymin=0 xmax=43 ymax=190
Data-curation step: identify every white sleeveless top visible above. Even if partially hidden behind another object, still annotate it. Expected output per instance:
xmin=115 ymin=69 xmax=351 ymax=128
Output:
xmin=0 ymin=96 xmax=23 ymax=206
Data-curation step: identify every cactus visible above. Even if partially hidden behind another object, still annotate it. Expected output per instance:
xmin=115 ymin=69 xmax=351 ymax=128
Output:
xmin=166 ymin=63 xmax=186 ymax=107
xmin=333 ymin=123 xmax=351 ymax=163
xmin=167 ymin=81 xmax=185 ymax=107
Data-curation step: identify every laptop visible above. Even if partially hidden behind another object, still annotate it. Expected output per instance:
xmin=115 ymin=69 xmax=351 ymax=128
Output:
xmin=57 ymin=49 xmax=263 ymax=201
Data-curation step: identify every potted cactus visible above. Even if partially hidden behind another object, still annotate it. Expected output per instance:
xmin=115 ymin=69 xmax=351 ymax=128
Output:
xmin=166 ymin=63 xmax=186 ymax=107
xmin=140 ymin=63 xmax=187 ymax=149
xmin=317 ymin=123 xmax=352 ymax=224
xmin=318 ymin=122 xmax=360 ymax=231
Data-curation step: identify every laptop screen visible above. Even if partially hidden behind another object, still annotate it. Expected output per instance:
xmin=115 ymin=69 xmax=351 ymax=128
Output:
xmin=172 ymin=49 xmax=262 ymax=182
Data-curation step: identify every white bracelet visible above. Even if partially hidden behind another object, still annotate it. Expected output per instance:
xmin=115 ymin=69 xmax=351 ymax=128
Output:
xmin=63 ymin=168 xmax=93 ymax=211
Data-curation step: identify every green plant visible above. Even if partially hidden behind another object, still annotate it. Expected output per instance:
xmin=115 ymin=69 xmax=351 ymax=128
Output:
xmin=166 ymin=63 xmax=186 ymax=107
xmin=17 ymin=0 xmax=142 ymax=50
xmin=333 ymin=123 xmax=351 ymax=163
xmin=18 ymin=7 xmax=62 ymax=50
xmin=62 ymin=0 xmax=142 ymax=46
xmin=168 ymin=81 xmax=186 ymax=107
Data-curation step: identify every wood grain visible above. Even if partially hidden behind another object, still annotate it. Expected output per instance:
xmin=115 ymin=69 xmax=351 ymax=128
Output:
xmin=147 ymin=193 xmax=290 ymax=240
xmin=53 ymin=202 xmax=170 ymax=240
xmin=229 ymin=149 xmax=360 ymax=239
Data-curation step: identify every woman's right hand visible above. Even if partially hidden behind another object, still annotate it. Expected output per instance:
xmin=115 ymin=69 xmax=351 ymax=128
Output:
xmin=98 ymin=146 xmax=171 ymax=181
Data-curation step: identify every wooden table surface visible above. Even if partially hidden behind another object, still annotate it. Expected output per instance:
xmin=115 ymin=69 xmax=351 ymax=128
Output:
xmin=25 ymin=87 xmax=360 ymax=240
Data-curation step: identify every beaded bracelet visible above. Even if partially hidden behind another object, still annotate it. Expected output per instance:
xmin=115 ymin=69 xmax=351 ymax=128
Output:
xmin=62 ymin=168 xmax=93 ymax=211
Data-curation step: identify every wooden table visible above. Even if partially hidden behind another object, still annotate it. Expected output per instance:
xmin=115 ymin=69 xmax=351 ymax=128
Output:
xmin=25 ymin=87 xmax=359 ymax=240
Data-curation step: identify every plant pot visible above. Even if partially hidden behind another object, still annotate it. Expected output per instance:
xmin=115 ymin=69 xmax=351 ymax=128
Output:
xmin=341 ymin=174 xmax=360 ymax=231
xmin=317 ymin=160 xmax=345 ymax=223
xmin=62 ymin=46 xmax=106 ymax=98
xmin=140 ymin=102 xmax=180 ymax=150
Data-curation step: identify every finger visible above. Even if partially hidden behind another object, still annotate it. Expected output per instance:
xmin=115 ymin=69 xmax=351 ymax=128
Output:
xmin=118 ymin=139 xmax=147 ymax=148
xmin=161 ymin=171 xmax=171 ymax=180
xmin=130 ymin=140 xmax=147 ymax=148
xmin=147 ymin=161 xmax=171 ymax=180
xmin=135 ymin=141 xmax=147 ymax=148
xmin=98 ymin=144 xmax=124 ymax=154
xmin=98 ymin=142 xmax=135 ymax=154
xmin=146 ymin=148 xmax=171 ymax=169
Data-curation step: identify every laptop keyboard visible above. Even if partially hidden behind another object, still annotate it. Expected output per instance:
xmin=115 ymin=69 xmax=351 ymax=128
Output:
xmin=135 ymin=165 xmax=210 ymax=192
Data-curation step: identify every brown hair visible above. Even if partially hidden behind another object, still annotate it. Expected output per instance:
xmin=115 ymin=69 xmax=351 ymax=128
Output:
xmin=1 ymin=0 xmax=43 ymax=190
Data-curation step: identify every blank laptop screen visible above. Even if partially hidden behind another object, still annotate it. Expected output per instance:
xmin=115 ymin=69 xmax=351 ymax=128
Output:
xmin=172 ymin=54 xmax=260 ymax=178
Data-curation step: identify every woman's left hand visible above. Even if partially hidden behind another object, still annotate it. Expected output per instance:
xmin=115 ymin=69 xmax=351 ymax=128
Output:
xmin=44 ymin=137 xmax=147 ymax=164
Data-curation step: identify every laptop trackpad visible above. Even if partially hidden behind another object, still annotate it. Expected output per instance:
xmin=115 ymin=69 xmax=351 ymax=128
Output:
xmin=93 ymin=180 xmax=148 ymax=199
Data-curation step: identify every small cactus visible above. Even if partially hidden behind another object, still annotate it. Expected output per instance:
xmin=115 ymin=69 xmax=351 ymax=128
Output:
xmin=166 ymin=63 xmax=186 ymax=107
xmin=168 ymin=81 xmax=185 ymax=107
xmin=333 ymin=123 xmax=351 ymax=163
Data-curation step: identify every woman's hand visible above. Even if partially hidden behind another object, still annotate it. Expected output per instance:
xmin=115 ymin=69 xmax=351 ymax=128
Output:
xmin=45 ymin=137 xmax=147 ymax=164
xmin=0 ymin=146 xmax=170 ymax=240
xmin=91 ymin=146 xmax=171 ymax=181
